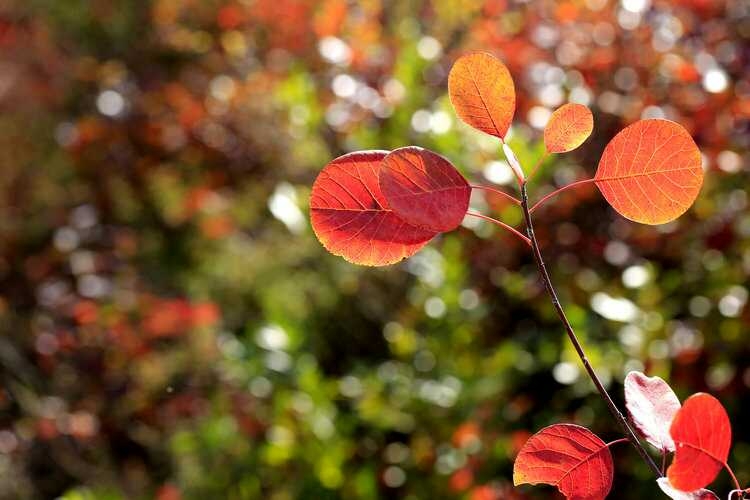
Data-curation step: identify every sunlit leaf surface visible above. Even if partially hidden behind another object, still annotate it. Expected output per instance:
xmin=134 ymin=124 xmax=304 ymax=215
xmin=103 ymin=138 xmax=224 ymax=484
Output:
xmin=595 ymin=119 xmax=703 ymax=225
xmin=380 ymin=146 xmax=470 ymax=232
xmin=310 ymin=151 xmax=437 ymax=266
xmin=448 ymin=52 xmax=516 ymax=140
xmin=513 ymin=424 xmax=613 ymax=500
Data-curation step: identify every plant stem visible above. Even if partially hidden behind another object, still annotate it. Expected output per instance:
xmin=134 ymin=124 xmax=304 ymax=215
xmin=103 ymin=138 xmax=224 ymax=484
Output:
xmin=519 ymin=181 xmax=662 ymax=478
xmin=470 ymin=184 xmax=522 ymax=206
xmin=465 ymin=212 xmax=531 ymax=246
xmin=605 ymin=438 xmax=630 ymax=449
xmin=529 ymin=178 xmax=597 ymax=214
xmin=724 ymin=463 xmax=742 ymax=492
xmin=527 ymin=152 xmax=549 ymax=181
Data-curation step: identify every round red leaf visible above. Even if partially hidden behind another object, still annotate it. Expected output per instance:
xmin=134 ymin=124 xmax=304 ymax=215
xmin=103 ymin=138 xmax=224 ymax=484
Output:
xmin=379 ymin=146 xmax=470 ymax=232
xmin=310 ymin=151 xmax=437 ymax=266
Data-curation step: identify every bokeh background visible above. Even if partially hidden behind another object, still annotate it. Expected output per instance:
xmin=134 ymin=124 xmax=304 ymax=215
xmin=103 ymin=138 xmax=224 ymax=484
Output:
xmin=0 ymin=0 xmax=748 ymax=499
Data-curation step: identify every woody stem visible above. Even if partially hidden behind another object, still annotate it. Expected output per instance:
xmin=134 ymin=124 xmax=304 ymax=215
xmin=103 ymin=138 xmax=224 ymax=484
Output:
xmin=519 ymin=181 xmax=662 ymax=478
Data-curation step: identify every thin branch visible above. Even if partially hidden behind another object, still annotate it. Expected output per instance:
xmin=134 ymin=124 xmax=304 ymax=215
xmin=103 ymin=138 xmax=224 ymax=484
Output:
xmin=724 ymin=463 xmax=742 ymax=492
xmin=465 ymin=211 xmax=531 ymax=246
xmin=519 ymin=182 xmax=662 ymax=478
xmin=605 ymin=438 xmax=630 ymax=449
xmin=529 ymin=178 xmax=597 ymax=214
xmin=470 ymin=184 xmax=521 ymax=206
xmin=527 ymin=152 xmax=549 ymax=181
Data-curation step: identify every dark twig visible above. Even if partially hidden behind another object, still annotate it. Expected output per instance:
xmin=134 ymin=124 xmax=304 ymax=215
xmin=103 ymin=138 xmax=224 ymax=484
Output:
xmin=519 ymin=181 xmax=662 ymax=478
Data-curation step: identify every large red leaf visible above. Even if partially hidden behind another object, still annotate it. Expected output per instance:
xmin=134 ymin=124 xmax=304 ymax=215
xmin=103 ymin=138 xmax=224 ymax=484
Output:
xmin=379 ymin=146 xmax=470 ymax=232
xmin=544 ymin=103 xmax=593 ymax=153
xmin=594 ymin=119 xmax=703 ymax=225
xmin=309 ymin=151 xmax=437 ymax=266
xmin=513 ymin=424 xmax=613 ymax=500
xmin=667 ymin=393 xmax=731 ymax=492
xmin=448 ymin=52 xmax=516 ymax=139
xmin=624 ymin=371 xmax=681 ymax=452
xmin=656 ymin=478 xmax=719 ymax=500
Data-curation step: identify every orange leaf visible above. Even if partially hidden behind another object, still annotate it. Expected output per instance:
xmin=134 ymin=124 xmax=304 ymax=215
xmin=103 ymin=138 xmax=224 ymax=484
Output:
xmin=544 ymin=103 xmax=593 ymax=153
xmin=448 ymin=52 xmax=515 ymax=140
xmin=309 ymin=151 xmax=437 ymax=266
xmin=667 ymin=393 xmax=731 ymax=492
xmin=595 ymin=119 xmax=703 ymax=225
xmin=513 ymin=424 xmax=613 ymax=500
xmin=379 ymin=146 xmax=470 ymax=232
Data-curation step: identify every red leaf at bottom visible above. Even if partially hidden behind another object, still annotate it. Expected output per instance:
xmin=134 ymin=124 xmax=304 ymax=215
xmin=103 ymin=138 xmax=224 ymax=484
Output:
xmin=513 ymin=423 xmax=613 ymax=500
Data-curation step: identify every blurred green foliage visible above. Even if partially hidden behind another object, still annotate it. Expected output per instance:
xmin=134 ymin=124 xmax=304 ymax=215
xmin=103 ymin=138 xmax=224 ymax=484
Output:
xmin=0 ymin=1 xmax=748 ymax=499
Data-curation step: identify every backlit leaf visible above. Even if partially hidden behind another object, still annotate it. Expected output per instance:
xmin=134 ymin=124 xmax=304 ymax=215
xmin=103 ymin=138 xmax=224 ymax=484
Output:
xmin=595 ymin=119 xmax=703 ymax=225
xmin=379 ymin=146 xmax=470 ymax=232
xmin=448 ymin=52 xmax=515 ymax=140
xmin=624 ymin=371 xmax=681 ymax=452
xmin=656 ymin=478 xmax=719 ymax=500
xmin=513 ymin=424 xmax=613 ymax=500
xmin=544 ymin=103 xmax=593 ymax=153
xmin=310 ymin=151 xmax=437 ymax=266
xmin=667 ymin=393 xmax=731 ymax=492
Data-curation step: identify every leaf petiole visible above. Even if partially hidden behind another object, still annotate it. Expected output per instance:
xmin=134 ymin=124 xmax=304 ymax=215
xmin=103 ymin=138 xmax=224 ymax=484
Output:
xmin=464 ymin=211 xmax=531 ymax=246
xmin=605 ymin=438 xmax=630 ymax=449
xmin=470 ymin=184 xmax=521 ymax=206
xmin=529 ymin=178 xmax=597 ymax=214
xmin=527 ymin=151 xmax=549 ymax=181
xmin=724 ymin=463 xmax=742 ymax=492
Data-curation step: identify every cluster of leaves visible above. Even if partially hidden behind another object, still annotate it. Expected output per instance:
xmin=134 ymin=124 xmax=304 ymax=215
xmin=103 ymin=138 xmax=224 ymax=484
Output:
xmin=310 ymin=51 xmax=742 ymax=499
xmin=515 ymin=372 xmax=746 ymax=499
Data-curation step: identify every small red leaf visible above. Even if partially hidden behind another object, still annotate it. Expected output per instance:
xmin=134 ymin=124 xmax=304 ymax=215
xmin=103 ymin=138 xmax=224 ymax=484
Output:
xmin=310 ymin=151 xmax=437 ymax=266
xmin=379 ymin=146 xmax=470 ymax=232
xmin=448 ymin=52 xmax=516 ymax=139
xmin=656 ymin=478 xmax=719 ymax=500
xmin=513 ymin=424 xmax=613 ymax=500
xmin=594 ymin=119 xmax=703 ymax=225
xmin=667 ymin=393 xmax=731 ymax=492
xmin=544 ymin=103 xmax=594 ymax=153
xmin=624 ymin=371 xmax=681 ymax=452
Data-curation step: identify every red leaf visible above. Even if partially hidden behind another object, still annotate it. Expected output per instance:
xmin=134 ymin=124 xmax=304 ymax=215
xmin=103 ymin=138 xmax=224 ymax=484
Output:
xmin=448 ymin=52 xmax=516 ymax=139
xmin=667 ymin=393 xmax=731 ymax=492
xmin=594 ymin=119 xmax=703 ymax=225
xmin=309 ymin=151 xmax=437 ymax=266
xmin=379 ymin=146 xmax=470 ymax=232
xmin=513 ymin=423 xmax=613 ymax=500
xmin=656 ymin=478 xmax=719 ymax=500
xmin=624 ymin=371 xmax=681 ymax=452
xmin=544 ymin=103 xmax=594 ymax=153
